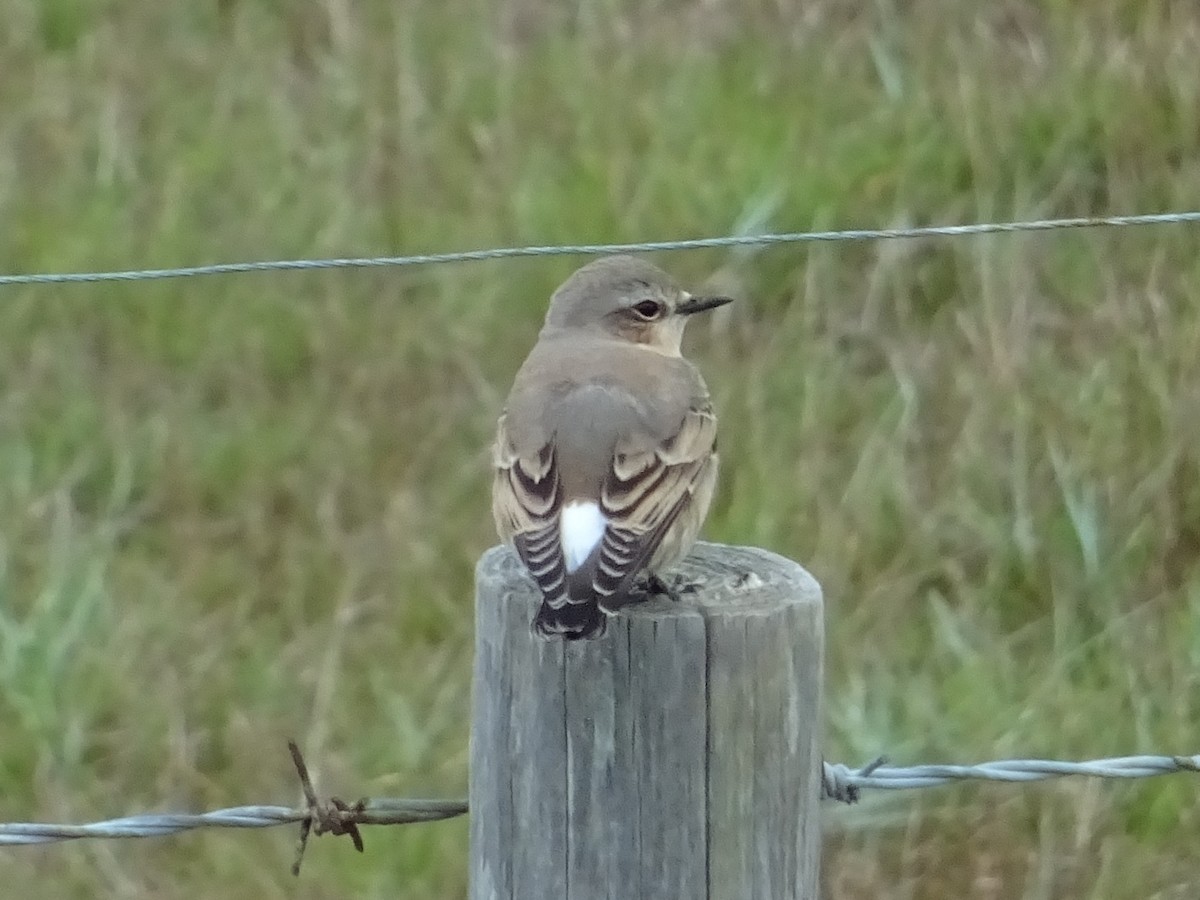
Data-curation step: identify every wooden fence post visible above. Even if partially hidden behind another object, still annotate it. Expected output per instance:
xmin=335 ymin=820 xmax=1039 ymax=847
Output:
xmin=470 ymin=541 xmax=823 ymax=900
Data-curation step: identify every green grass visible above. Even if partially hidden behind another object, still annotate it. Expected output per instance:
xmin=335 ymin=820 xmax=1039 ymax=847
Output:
xmin=3 ymin=1 xmax=1200 ymax=896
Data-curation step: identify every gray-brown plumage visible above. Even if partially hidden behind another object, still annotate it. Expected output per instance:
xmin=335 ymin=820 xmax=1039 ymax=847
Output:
xmin=492 ymin=255 xmax=732 ymax=639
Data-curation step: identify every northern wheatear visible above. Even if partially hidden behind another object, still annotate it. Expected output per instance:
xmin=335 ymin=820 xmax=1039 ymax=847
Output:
xmin=492 ymin=255 xmax=731 ymax=639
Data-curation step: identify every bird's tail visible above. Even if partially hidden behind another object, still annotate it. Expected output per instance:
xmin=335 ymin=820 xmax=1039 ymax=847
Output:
xmin=531 ymin=599 xmax=607 ymax=640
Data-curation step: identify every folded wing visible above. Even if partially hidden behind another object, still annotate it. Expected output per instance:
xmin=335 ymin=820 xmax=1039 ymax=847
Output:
xmin=592 ymin=400 xmax=717 ymax=609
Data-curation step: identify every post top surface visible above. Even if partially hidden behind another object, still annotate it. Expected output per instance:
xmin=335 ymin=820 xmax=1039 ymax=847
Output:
xmin=478 ymin=540 xmax=822 ymax=620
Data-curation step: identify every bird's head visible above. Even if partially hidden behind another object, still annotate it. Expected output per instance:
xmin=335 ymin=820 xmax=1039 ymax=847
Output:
xmin=542 ymin=255 xmax=733 ymax=355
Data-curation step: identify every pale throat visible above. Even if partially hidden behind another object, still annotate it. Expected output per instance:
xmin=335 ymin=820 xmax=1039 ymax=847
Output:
xmin=625 ymin=325 xmax=685 ymax=357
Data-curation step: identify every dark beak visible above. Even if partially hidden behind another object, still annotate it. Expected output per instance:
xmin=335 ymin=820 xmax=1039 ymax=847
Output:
xmin=676 ymin=294 xmax=735 ymax=316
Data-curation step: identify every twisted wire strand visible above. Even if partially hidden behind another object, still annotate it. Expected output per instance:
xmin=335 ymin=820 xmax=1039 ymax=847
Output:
xmin=821 ymin=753 xmax=1200 ymax=803
xmin=2 ymin=211 xmax=1198 ymax=286
xmin=0 ymin=798 xmax=467 ymax=846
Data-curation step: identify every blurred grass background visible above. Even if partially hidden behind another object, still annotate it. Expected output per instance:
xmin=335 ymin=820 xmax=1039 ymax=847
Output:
xmin=2 ymin=0 xmax=1199 ymax=897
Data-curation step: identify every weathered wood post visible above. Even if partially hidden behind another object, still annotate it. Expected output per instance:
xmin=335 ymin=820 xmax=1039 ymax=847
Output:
xmin=470 ymin=541 xmax=823 ymax=900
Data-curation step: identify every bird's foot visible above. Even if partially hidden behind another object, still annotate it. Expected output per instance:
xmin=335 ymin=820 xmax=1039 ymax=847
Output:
xmin=641 ymin=572 xmax=700 ymax=603
xmin=601 ymin=573 xmax=701 ymax=615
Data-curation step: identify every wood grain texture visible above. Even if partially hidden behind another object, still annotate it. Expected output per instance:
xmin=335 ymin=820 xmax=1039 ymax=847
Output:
xmin=470 ymin=541 xmax=823 ymax=900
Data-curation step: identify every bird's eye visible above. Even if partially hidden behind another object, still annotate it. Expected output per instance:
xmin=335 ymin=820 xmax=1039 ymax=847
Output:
xmin=632 ymin=300 xmax=663 ymax=320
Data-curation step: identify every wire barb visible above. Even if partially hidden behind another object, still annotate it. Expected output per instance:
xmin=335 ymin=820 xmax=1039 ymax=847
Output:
xmin=289 ymin=740 xmax=368 ymax=876
xmin=1 ymin=211 xmax=1198 ymax=286
xmin=823 ymin=756 xmax=888 ymax=804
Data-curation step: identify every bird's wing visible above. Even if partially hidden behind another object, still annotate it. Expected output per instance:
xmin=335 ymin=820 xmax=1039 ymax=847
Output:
xmin=591 ymin=399 xmax=718 ymax=604
xmin=492 ymin=411 xmax=571 ymax=609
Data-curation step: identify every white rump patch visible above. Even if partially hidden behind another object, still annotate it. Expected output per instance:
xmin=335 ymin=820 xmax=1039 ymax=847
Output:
xmin=560 ymin=501 xmax=607 ymax=573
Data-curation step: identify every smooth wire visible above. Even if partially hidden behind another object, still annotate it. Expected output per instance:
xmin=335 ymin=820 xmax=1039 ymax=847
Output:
xmin=2 ymin=211 xmax=1199 ymax=286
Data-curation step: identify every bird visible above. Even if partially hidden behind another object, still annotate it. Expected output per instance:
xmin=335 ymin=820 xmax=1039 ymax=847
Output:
xmin=492 ymin=255 xmax=732 ymax=640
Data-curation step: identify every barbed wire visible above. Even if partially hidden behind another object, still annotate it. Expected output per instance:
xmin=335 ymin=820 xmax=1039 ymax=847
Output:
xmin=0 ymin=742 xmax=468 ymax=875
xmin=1 ymin=211 xmax=1198 ymax=286
xmin=2 ymin=744 xmax=1195 ymax=870
xmin=0 ymin=798 xmax=467 ymax=844
xmin=820 ymin=753 xmax=1200 ymax=804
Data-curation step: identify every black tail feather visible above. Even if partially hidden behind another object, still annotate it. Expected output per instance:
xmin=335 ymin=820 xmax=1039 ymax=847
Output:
xmin=532 ymin=600 xmax=607 ymax=640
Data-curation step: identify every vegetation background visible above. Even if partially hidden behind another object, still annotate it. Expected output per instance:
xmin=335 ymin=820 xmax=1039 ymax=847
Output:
xmin=2 ymin=0 xmax=1199 ymax=897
